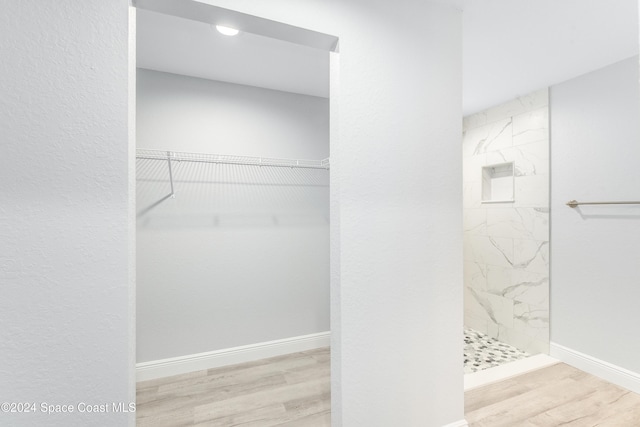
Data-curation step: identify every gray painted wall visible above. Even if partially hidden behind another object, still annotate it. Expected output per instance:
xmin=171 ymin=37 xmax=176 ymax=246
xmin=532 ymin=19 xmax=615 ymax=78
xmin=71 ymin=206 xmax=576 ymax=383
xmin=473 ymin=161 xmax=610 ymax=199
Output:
xmin=199 ymin=1 xmax=464 ymax=424
xmin=0 ymin=1 xmax=135 ymax=425
xmin=136 ymin=69 xmax=330 ymax=362
xmin=136 ymin=69 xmax=329 ymax=158
xmin=550 ymin=56 xmax=640 ymax=374
xmin=2 ymin=1 xmax=464 ymax=425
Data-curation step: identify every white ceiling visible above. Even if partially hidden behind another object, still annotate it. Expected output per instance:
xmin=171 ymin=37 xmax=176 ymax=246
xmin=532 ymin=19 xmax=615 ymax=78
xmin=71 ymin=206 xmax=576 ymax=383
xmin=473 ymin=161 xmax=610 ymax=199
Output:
xmin=462 ymin=0 xmax=639 ymax=115
xmin=137 ymin=9 xmax=330 ymax=98
xmin=137 ymin=1 xmax=639 ymax=115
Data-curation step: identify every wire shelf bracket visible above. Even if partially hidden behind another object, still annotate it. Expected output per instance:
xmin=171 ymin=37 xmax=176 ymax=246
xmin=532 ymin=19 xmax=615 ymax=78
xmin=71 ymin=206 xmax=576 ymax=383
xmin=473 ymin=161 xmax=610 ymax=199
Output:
xmin=137 ymin=151 xmax=176 ymax=218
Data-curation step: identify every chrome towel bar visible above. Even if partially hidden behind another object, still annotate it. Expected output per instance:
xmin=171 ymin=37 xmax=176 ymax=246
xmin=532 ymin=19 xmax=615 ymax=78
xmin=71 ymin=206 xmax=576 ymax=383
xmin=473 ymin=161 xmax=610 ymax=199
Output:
xmin=566 ymin=200 xmax=640 ymax=208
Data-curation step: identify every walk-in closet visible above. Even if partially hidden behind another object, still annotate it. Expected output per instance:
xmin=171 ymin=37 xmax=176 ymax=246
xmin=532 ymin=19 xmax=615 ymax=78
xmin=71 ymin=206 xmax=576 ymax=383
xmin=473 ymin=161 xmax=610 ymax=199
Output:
xmin=135 ymin=5 xmax=331 ymax=423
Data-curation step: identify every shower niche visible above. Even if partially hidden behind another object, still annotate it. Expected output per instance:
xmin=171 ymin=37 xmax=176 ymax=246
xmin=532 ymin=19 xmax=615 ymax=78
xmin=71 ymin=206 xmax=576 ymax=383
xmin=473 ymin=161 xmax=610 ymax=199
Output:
xmin=481 ymin=162 xmax=514 ymax=203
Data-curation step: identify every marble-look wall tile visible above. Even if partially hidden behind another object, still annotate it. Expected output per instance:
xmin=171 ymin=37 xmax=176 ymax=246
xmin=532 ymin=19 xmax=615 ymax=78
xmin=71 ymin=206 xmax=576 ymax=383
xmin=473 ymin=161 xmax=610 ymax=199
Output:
xmin=463 ymin=182 xmax=483 ymax=208
xmin=464 ymin=309 xmax=488 ymax=333
xmin=481 ymin=170 xmax=492 ymax=199
xmin=485 ymin=140 xmax=549 ymax=177
xmin=508 ymin=269 xmax=549 ymax=306
xmin=463 ymin=89 xmax=549 ymax=356
xmin=463 ymin=154 xmax=486 ymax=183
xmin=486 ymin=265 xmax=512 ymax=294
xmin=513 ymin=239 xmax=549 ymax=274
xmin=514 ymin=301 xmax=550 ymax=343
xmin=515 ymin=300 xmax=548 ymax=329
xmin=463 ymin=209 xmax=487 ymax=235
xmin=464 ymin=287 xmax=483 ymax=316
xmin=465 ymin=235 xmax=514 ymax=268
xmin=463 ymin=114 xmax=484 ymax=131
xmin=465 ymin=287 xmax=515 ymax=328
xmin=464 ymin=261 xmax=488 ymax=291
xmin=486 ymin=207 xmax=549 ymax=241
xmin=513 ymin=107 xmax=549 ymax=146
xmin=462 ymin=127 xmax=483 ymax=157
xmin=525 ymin=338 xmax=550 ymax=355
xmin=463 ymin=88 xmax=549 ymax=131
xmin=462 ymin=118 xmax=512 ymax=157
xmin=495 ymin=325 xmax=550 ymax=355
xmin=485 ymin=319 xmax=502 ymax=340
xmin=514 ymin=175 xmax=550 ymax=208
xmin=487 ymin=293 xmax=515 ymax=328
xmin=486 ymin=208 xmax=527 ymax=240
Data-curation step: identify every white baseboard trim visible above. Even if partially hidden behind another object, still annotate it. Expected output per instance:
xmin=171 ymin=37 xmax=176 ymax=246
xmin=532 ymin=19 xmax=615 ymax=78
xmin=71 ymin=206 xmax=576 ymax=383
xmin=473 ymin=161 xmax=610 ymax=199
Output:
xmin=136 ymin=331 xmax=331 ymax=382
xmin=464 ymin=353 xmax=560 ymax=391
xmin=442 ymin=419 xmax=468 ymax=427
xmin=550 ymin=342 xmax=640 ymax=394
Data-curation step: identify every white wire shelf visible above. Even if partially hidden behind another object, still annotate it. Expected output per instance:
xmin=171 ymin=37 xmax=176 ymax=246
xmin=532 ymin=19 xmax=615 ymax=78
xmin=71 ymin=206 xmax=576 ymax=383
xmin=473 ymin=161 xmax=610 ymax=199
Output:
xmin=136 ymin=149 xmax=330 ymax=170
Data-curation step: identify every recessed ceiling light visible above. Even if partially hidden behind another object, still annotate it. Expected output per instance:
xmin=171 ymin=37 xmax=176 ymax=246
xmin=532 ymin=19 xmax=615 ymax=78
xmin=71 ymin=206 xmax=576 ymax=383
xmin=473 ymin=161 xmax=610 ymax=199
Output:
xmin=216 ymin=25 xmax=239 ymax=36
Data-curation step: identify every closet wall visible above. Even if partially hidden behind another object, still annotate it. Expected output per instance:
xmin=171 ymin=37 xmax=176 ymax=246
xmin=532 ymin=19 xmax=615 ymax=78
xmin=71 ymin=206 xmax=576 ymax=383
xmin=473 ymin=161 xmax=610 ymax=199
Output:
xmin=136 ymin=69 xmax=329 ymax=362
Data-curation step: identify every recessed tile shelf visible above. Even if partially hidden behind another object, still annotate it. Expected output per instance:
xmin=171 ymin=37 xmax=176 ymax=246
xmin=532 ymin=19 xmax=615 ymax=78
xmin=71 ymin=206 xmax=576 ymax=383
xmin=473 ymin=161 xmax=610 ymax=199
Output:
xmin=482 ymin=162 xmax=514 ymax=203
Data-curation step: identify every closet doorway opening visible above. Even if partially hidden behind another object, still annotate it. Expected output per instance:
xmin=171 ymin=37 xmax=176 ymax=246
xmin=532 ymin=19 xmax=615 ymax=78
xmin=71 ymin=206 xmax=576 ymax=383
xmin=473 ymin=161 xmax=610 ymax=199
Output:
xmin=133 ymin=2 xmax=338 ymax=424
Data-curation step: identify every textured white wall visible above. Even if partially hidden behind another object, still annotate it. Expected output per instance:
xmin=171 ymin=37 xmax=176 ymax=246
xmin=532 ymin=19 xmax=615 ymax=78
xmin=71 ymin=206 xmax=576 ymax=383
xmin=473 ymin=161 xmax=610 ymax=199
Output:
xmin=190 ymin=1 xmax=464 ymax=425
xmin=0 ymin=1 xmax=134 ymax=426
xmin=550 ymin=56 xmax=640 ymax=374
xmin=1 ymin=0 xmax=463 ymax=424
xmin=136 ymin=69 xmax=330 ymax=362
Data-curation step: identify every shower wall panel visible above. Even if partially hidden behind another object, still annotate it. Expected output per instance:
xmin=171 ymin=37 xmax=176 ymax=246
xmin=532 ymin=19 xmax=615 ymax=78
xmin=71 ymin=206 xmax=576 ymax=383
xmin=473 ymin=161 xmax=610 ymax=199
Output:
xmin=463 ymin=89 xmax=550 ymax=355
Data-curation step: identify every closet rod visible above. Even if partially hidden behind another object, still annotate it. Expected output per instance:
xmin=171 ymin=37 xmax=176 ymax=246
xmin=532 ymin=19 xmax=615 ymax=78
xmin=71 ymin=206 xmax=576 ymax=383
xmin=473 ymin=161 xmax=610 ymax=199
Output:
xmin=136 ymin=149 xmax=330 ymax=170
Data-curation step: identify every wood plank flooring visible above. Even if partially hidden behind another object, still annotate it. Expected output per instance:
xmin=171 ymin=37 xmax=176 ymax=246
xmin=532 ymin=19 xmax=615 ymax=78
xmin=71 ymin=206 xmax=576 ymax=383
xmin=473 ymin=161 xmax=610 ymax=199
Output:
xmin=137 ymin=350 xmax=640 ymax=426
xmin=136 ymin=348 xmax=330 ymax=427
xmin=465 ymin=362 xmax=640 ymax=426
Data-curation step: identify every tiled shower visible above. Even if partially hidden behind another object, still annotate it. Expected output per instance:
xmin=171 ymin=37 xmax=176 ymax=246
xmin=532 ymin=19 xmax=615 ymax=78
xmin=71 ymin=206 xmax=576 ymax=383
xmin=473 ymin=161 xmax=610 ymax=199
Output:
xmin=463 ymin=89 xmax=550 ymax=360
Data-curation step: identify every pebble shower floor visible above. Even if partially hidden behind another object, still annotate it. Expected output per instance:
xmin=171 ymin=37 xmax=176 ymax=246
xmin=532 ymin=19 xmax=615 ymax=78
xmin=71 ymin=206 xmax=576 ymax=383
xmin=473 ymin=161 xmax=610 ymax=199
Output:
xmin=464 ymin=328 xmax=529 ymax=373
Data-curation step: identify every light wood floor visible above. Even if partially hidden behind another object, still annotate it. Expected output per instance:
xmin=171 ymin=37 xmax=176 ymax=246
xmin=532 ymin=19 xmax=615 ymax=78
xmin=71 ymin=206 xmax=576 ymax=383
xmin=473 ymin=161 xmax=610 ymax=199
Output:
xmin=136 ymin=348 xmax=330 ymax=427
xmin=466 ymin=362 xmax=640 ymax=426
xmin=137 ymin=350 xmax=640 ymax=426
